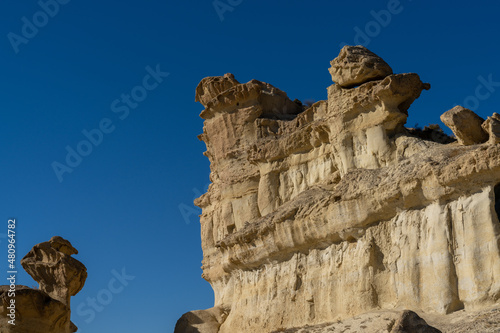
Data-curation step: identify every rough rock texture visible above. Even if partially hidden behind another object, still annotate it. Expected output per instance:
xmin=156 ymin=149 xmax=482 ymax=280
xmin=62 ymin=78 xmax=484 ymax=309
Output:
xmin=21 ymin=236 xmax=87 ymax=307
xmin=270 ymin=310 xmax=441 ymax=333
xmin=440 ymin=106 xmax=488 ymax=145
xmin=0 ymin=237 xmax=86 ymax=333
xmin=329 ymin=45 xmax=393 ymax=88
xmin=178 ymin=46 xmax=500 ymax=332
xmin=195 ymin=73 xmax=240 ymax=107
xmin=174 ymin=307 xmax=228 ymax=333
xmin=482 ymin=112 xmax=500 ymax=145
xmin=390 ymin=310 xmax=441 ymax=333
xmin=266 ymin=307 xmax=500 ymax=332
xmin=0 ymin=286 xmax=76 ymax=333
xmin=425 ymin=305 xmax=500 ymax=333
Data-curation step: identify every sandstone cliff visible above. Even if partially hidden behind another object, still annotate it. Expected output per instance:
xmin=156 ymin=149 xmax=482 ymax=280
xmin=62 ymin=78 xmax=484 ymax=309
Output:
xmin=177 ymin=46 xmax=500 ymax=333
xmin=0 ymin=236 xmax=87 ymax=333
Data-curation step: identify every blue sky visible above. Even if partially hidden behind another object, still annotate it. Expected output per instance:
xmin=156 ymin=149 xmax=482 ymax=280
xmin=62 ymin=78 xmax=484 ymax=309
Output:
xmin=1 ymin=1 xmax=499 ymax=332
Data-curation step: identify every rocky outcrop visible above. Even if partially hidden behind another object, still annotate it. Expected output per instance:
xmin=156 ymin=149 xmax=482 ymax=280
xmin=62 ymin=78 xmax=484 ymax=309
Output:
xmin=482 ymin=112 xmax=500 ymax=144
xmin=390 ymin=310 xmax=441 ymax=333
xmin=174 ymin=307 xmax=228 ymax=333
xmin=269 ymin=310 xmax=441 ymax=333
xmin=329 ymin=45 xmax=393 ymax=88
xmin=0 ymin=236 xmax=87 ymax=333
xmin=178 ymin=45 xmax=500 ymax=332
xmin=440 ymin=106 xmax=488 ymax=145
xmin=21 ymin=236 xmax=86 ymax=307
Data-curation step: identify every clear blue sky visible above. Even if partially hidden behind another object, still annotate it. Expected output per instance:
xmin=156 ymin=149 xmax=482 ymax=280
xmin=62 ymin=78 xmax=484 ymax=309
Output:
xmin=1 ymin=1 xmax=499 ymax=332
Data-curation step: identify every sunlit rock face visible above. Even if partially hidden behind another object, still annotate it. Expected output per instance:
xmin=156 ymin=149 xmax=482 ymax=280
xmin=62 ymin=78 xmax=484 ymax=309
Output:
xmin=21 ymin=236 xmax=87 ymax=308
xmin=0 ymin=236 xmax=87 ymax=333
xmin=177 ymin=46 xmax=500 ymax=333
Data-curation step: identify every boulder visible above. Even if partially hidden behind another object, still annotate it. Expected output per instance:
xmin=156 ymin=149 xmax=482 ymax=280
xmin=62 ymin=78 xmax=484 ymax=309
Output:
xmin=195 ymin=73 xmax=240 ymax=107
xmin=390 ymin=310 xmax=442 ymax=333
xmin=174 ymin=307 xmax=228 ymax=333
xmin=329 ymin=45 xmax=393 ymax=87
xmin=440 ymin=105 xmax=488 ymax=145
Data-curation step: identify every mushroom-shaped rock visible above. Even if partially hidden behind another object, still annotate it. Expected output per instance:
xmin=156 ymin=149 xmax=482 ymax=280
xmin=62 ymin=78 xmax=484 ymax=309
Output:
xmin=482 ymin=112 xmax=500 ymax=144
xmin=440 ymin=106 xmax=488 ymax=145
xmin=195 ymin=73 xmax=240 ymax=107
xmin=329 ymin=45 xmax=393 ymax=88
xmin=21 ymin=236 xmax=87 ymax=307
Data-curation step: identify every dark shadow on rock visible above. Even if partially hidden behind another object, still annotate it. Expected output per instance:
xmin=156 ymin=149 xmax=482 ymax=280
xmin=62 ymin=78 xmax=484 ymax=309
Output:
xmin=390 ymin=310 xmax=442 ymax=333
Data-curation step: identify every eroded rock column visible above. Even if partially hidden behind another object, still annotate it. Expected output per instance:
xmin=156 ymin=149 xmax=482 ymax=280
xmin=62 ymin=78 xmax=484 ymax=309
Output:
xmin=0 ymin=236 xmax=87 ymax=333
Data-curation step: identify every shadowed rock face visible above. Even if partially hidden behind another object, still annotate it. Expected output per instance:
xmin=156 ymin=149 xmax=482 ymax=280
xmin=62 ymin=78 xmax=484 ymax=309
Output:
xmin=21 ymin=236 xmax=87 ymax=307
xmin=177 ymin=46 xmax=500 ymax=332
xmin=0 ymin=236 xmax=86 ymax=333
xmin=0 ymin=286 xmax=75 ymax=333
xmin=175 ymin=307 xmax=228 ymax=333
xmin=390 ymin=311 xmax=442 ymax=333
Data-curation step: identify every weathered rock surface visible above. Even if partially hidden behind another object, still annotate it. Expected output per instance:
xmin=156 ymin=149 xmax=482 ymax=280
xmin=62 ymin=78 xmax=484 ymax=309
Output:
xmin=177 ymin=46 xmax=500 ymax=332
xmin=174 ymin=307 xmax=228 ymax=333
xmin=440 ymin=105 xmax=488 ymax=145
xmin=195 ymin=73 xmax=240 ymax=107
xmin=0 ymin=286 xmax=75 ymax=333
xmin=329 ymin=45 xmax=393 ymax=88
xmin=0 ymin=237 xmax=86 ymax=333
xmin=268 ymin=309 xmax=441 ymax=333
xmin=425 ymin=305 xmax=500 ymax=333
xmin=21 ymin=236 xmax=87 ymax=307
xmin=266 ymin=307 xmax=500 ymax=332
xmin=390 ymin=310 xmax=441 ymax=333
xmin=482 ymin=112 xmax=500 ymax=144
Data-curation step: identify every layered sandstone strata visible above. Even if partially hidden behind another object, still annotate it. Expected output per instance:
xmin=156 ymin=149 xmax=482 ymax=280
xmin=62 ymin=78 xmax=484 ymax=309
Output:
xmin=177 ymin=46 xmax=500 ymax=332
xmin=0 ymin=236 xmax=87 ymax=333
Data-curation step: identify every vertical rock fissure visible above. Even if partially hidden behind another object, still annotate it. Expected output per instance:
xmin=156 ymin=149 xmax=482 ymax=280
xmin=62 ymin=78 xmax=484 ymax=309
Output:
xmin=445 ymin=206 xmax=464 ymax=313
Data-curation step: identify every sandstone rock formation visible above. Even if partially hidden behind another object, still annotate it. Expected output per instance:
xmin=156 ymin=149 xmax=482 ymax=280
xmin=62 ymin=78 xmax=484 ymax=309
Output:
xmin=0 ymin=236 xmax=87 ymax=333
xmin=440 ymin=105 xmax=488 ymax=145
xmin=482 ymin=112 xmax=500 ymax=145
xmin=390 ymin=310 xmax=441 ymax=333
xmin=329 ymin=45 xmax=393 ymax=88
xmin=175 ymin=307 xmax=228 ymax=333
xmin=177 ymin=46 xmax=500 ymax=332
xmin=270 ymin=310 xmax=442 ymax=333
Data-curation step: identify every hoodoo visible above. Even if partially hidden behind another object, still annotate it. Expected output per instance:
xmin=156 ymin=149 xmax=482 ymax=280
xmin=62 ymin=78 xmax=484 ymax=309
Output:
xmin=0 ymin=236 xmax=87 ymax=333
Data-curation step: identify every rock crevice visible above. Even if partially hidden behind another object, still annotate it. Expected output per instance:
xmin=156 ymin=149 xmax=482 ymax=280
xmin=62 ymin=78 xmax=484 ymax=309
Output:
xmin=177 ymin=45 xmax=500 ymax=333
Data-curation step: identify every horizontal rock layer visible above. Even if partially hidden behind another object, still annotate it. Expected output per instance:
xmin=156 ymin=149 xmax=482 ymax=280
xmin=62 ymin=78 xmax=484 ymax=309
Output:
xmin=179 ymin=46 xmax=500 ymax=333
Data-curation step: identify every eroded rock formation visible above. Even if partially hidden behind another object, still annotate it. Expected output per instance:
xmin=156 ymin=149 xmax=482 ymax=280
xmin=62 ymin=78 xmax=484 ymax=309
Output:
xmin=440 ymin=106 xmax=488 ymax=145
xmin=0 ymin=236 xmax=87 ymax=333
xmin=177 ymin=45 xmax=500 ymax=332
